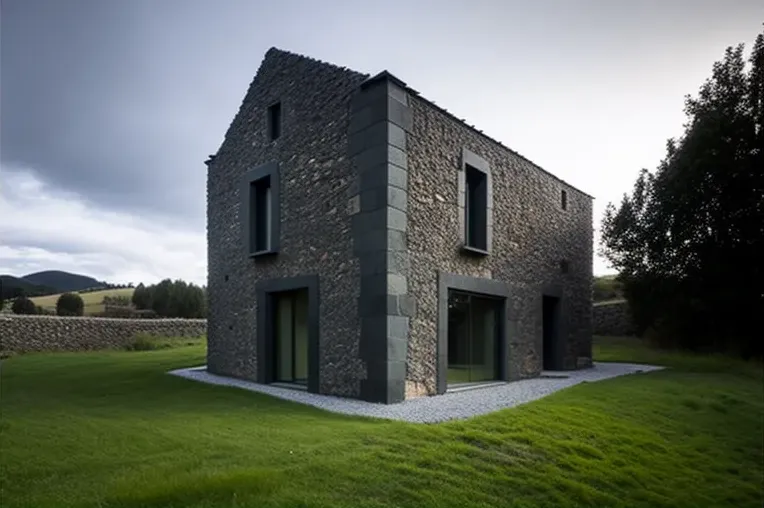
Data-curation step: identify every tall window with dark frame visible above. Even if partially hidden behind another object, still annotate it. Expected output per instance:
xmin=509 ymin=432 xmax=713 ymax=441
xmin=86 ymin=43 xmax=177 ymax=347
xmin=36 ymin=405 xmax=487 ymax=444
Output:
xmin=561 ymin=189 xmax=568 ymax=210
xmin=268 ymin=102 xmax=281 ymax=141
xmin=250 ymin=176 xmax=272 ymax=253
xmin=465 ymin=165 xmax=488 ymax=251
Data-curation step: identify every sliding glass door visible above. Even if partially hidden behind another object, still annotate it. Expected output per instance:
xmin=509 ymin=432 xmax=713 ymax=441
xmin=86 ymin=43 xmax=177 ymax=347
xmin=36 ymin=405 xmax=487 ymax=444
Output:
xmin=273 ymin=289 xmax=309 ymax=384
xmin=447 ymin=290 xmax=500 ymax=384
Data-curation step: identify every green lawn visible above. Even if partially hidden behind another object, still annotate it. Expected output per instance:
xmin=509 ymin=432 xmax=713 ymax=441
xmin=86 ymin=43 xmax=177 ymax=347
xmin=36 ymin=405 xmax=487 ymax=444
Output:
xmin=1 ymin=337 xmax=762 ymax=508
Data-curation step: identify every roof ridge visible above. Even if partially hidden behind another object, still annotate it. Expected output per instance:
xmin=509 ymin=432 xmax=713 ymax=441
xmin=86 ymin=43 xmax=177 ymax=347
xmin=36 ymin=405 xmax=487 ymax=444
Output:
xmin=256 ymin=48 xmax=592 ymax=198
xmin=264 ymin=47 xmax=368 ymax=79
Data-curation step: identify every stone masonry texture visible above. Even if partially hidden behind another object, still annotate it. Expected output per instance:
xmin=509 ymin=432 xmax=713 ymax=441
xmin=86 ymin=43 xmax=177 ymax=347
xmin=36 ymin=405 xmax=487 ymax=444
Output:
xmin=592 ymin=301 xmax=635 ymax=336
xmin=206 ymin=48 xmax=370 ymax=397
xmin=405 ymin=95 xmax=593 ymax=396
xmin=0 ymin=315 xmax=206 ymax=354
xmin=206 ymin=47 xmax=593 ymax=402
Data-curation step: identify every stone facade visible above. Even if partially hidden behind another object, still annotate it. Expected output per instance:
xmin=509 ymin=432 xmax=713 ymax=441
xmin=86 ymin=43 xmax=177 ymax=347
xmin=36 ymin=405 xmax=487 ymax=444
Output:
xmin=206 ymin=49 xmax=369 ymax=397
xmin=206 ymin=48 xmax=593 ymax=404
xmin=0 ymin=315 xmax=206 ymax=354
xmin=405 ymin=95 xmax=594 ymax=395
xmin=593 ymin=301 xmax=635 ymax=336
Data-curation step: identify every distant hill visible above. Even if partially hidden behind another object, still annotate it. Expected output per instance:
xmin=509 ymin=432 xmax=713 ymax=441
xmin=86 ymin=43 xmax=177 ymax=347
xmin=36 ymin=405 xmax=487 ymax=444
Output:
xmin=22 ymin=270 xmax=106 ymax=293
xmin=0 ymin=274 xmax=59 ymax=300
xmin=0 ymin=271 xmax=108 ymax=301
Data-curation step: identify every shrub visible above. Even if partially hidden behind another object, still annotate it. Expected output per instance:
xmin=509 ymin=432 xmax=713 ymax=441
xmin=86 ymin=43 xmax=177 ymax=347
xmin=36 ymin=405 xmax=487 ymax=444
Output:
xmin=11 ymin=296 xmax=37 ymax=315
xmin=125 ymin=334 xmax=165 ymax=351
xmin=103 ymin=295 xmax=131 ymax=307
xmin=124 ymin=333 xmax=203 ymax=351
xmin=56 ymin=292 xmax=84 ymax=316
xmin=36 ymin=305 xmax=55 ymax=316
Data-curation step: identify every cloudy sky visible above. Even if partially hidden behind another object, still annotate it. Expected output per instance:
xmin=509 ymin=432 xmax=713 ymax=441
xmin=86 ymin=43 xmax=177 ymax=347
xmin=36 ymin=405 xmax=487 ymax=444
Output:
xmin=1 ymin=0 xmax=762 ymax=286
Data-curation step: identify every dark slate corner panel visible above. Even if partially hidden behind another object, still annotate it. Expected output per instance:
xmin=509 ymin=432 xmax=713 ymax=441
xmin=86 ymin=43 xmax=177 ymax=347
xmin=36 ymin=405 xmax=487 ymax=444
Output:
xmin=350 ymin=72 xmax=412 ymax=404
xmin=436 ymin=272 xmax=512 ymax=394
xmin=255 ymin=275 xmax=320 ymax=393
xmin=241 ymin=161 xmax=281 ymax=257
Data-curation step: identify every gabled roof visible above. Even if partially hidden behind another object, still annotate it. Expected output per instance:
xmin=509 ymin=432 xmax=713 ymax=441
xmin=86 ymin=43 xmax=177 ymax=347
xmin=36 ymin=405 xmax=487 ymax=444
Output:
xmin=248 ymin=48 xmax=593 ymax=199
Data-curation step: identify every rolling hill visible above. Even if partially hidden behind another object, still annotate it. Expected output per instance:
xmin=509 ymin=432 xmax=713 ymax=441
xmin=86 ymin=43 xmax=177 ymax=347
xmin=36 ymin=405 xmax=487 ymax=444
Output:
xmin=0 ymin=271 xmax=108 ymax=300
xmin=22 ymin=271 xmax=106 ymax=292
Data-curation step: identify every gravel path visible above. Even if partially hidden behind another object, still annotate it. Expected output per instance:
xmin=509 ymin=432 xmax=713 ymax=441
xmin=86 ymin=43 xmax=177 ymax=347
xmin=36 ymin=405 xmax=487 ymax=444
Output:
xmin=168 ymin=362 xmax=664 ymax=423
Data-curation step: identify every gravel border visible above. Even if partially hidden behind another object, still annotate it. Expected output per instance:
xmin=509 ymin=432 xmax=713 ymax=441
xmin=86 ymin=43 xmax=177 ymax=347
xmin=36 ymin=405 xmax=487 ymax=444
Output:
xmin=168 ymin=362 xmax=665 ymax=423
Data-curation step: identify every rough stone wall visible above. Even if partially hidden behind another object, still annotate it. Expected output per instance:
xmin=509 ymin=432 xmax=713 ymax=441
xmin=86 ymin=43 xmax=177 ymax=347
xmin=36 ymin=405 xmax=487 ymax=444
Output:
xmin=0 ymin=315 xmax=206 ymax=354
xmin=593 ymin=301 xmax=635 ymax=336
xmin=406 ymin=96 xmax=593 ymax=395
xmin=206 ymin=48 xmax=369 ymax=397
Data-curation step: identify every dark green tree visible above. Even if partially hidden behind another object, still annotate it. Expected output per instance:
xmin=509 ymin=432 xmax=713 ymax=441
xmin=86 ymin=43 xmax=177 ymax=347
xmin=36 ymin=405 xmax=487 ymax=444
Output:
xmin=600 ymin=28 xmax=764 ymax=358
xmin=131 ymin=283 xmax=152 ymax=310
xmin=56 ymin=292 xmax=84 ymax=316
xmin=11 ymin=296 xmax=37 ymax=315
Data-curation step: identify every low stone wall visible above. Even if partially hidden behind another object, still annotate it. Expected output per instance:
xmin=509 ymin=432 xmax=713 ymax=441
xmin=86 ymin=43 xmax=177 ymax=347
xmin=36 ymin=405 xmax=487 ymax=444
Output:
xmin=592 ymin=301 xmax=635 ymax=336
xmin=0 ymin=315 xmax=206 ymax=354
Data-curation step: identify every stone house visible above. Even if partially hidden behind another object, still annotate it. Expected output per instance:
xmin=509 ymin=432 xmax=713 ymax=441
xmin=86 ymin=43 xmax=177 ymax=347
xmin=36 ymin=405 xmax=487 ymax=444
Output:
xmin=205 ymin=48 xmax=593 ymax=404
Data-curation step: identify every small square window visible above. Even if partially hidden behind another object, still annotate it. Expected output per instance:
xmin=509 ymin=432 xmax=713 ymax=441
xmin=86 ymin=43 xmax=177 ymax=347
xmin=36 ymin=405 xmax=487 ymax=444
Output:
xmin=561 ymin=189 xmax=568 ymax=210
xmin=268 ymin=102 xmax=281 ymax=141
xmin=560 ymin=260 xmax=570 ymax=274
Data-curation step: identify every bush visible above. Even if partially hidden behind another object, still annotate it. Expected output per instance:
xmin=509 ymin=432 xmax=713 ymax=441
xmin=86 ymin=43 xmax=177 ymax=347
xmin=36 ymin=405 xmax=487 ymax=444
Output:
xmin=36 ymin=305 xmax=55 ymax=316
xmin=124 ymin=333 xmax=204 ymax=351
xmin=11 ymin=296 xmax=37 ymax=315
xmin=56 ymin=292 xmax=84 ymax=316
xmin=125 ymin=334 xmax=166 ymax=351
xmin=103 ymin=295 xmax=131 ymax=307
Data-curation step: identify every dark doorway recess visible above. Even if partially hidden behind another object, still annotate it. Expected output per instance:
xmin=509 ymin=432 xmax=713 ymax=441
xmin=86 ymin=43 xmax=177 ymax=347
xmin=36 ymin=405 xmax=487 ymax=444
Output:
xmin=542 ymin=295 xmax=562 ymax=370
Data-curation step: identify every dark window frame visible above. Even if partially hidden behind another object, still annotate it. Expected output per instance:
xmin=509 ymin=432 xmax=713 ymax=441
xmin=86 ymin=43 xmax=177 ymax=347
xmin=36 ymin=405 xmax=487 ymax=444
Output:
xmin=437 ymin=272 xmax=512 ymax=394
xmin=459 ymin=148 xmax=492 ymax=256
xmin=241 ymin=162 xmax=280 ymax=257
xmin=267 ymin=102 xmax=282 ymax=141
xmin=256 ymin=275 xmax=320 ymax=393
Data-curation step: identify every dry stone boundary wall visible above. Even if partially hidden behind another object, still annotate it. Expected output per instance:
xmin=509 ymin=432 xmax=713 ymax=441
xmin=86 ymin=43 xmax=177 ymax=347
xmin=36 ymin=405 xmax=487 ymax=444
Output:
xmin=592 ymin=301 xmax=635 ymax=336
xmin=0 ymin=315 xmax=206 ymax=354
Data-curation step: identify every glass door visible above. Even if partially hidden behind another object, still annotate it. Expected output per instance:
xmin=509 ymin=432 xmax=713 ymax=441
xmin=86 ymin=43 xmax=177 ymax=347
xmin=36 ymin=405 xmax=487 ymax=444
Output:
xmin=447 ymin=290 xmax=500 ymax=385
xmin=273 ymin=289 xmax=309 ymax=384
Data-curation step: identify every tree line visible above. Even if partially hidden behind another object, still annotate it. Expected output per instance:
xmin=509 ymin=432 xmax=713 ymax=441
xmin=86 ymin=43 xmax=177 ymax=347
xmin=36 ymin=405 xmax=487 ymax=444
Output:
xmin=600 ymin=27 xmax=763 ymax=358
xmin=131 ymin=279 xmax=206 ymax=319
xmin=2 ymin=278 xmax=206 ymax=319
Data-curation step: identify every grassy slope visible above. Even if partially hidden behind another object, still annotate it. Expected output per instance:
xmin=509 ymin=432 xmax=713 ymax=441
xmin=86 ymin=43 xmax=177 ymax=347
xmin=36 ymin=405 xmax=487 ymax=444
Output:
xmin=0 ymin=338 xmax=762 ymax=508
xmin=29 ymin=288 xmax=134 ymax=315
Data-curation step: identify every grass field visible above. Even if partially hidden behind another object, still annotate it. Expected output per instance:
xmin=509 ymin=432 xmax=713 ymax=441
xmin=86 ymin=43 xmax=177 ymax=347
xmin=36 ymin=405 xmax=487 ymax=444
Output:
xmin=28 ymin=287 xmax=134 ymax=315
xmin=0 ymin=337 xmax=762 ymax=508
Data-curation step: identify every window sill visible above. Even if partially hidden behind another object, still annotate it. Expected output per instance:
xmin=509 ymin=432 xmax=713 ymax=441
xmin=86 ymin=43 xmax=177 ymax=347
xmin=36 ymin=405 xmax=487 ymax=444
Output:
xmin=461 ymin=245 xmax=489 ymax=256
xmin=249 ymin=249 xmax=278 ymax=258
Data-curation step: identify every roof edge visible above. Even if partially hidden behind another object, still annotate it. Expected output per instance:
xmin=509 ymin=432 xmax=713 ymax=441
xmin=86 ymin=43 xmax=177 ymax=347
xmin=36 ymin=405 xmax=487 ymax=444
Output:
xmin=411 ymin=93 xmax=594 ymax=199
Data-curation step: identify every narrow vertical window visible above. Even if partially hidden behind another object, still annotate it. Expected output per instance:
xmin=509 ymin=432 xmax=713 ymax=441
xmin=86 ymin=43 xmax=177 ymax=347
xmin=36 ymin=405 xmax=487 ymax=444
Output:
xmin=242 ymin=161 xmax=280 ymax=257
xmin=268 ymin=102 xmax=281 ymax=141
xmin=465 ymin=165 xmax=488 ymax=251
xmin=251 ymin=177 xmax=271 ymax=252
xmin=561 ymin=189 xmax=568 ymax=210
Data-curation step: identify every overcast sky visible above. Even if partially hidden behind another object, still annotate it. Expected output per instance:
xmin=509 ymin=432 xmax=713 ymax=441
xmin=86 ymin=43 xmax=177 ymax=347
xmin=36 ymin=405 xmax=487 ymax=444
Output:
xmin=1 ymin=0 xmax=762 ymax=286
